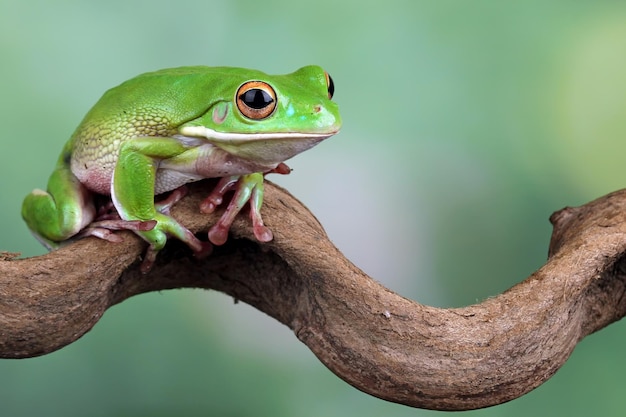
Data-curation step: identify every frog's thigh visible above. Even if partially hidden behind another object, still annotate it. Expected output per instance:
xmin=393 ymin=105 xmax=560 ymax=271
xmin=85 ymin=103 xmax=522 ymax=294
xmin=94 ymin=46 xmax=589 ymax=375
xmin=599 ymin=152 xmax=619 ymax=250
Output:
xmin=22 ymin=163 xmax=95 ymax=243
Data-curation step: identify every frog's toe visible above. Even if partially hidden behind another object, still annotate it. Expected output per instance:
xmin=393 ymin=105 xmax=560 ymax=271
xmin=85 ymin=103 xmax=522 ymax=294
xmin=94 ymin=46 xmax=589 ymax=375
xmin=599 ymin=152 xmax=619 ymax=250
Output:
xmin=208 ymin=223 xmax=229 ymax=246
xmin=200 ymin=176 xmax=239 ymax=214
xmin=155 ymin=186 xmax=188 ymax=215
xmin=140 ymin=246 xmax=159 ymax=274
xmin=76 ymin=219 xmax=157 ymax=242
xmin=252 ymin=222 xmax=273 ymax=243
xmin=249 ymin=191 xmax=273 ymax=242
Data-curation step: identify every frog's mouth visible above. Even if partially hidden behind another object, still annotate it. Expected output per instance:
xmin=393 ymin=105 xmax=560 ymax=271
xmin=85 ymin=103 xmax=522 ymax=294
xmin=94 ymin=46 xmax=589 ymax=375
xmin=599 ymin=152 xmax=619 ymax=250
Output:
xmin=180 ymin=125 xmax=339 ymax=164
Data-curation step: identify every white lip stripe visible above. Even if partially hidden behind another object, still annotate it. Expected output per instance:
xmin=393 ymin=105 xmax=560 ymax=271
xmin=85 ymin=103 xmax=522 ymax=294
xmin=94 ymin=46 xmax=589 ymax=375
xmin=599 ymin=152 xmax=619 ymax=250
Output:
xmin=180 ymin=125 xmax=336 ymax=143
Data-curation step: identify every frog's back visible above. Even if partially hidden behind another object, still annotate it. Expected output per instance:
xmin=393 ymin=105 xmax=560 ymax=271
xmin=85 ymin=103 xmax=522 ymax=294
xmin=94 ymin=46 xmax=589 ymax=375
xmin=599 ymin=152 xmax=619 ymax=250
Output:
xmin=75 ymin=66 xmax=268 ymax=132
xmin=68 ymin=67 xmax=222 ymax=194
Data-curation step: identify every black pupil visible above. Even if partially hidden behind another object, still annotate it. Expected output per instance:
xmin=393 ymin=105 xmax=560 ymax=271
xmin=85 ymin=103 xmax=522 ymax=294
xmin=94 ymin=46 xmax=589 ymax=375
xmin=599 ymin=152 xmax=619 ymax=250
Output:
xmin=241 ymin=88 xmax=273 ymax=109
xmin=328 ymin=75 xmax=335 ymax=98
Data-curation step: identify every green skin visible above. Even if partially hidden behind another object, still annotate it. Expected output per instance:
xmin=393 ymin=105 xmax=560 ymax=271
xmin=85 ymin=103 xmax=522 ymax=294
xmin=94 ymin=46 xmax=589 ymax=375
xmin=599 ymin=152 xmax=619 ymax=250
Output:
xmin=22 ymin=65 xmax=341 ymax=272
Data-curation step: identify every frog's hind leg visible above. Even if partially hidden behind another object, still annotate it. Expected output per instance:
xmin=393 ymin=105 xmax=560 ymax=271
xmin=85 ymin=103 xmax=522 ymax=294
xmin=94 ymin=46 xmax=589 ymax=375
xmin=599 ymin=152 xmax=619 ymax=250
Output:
xmin=22 ymin=157 xmax=98 ymax=248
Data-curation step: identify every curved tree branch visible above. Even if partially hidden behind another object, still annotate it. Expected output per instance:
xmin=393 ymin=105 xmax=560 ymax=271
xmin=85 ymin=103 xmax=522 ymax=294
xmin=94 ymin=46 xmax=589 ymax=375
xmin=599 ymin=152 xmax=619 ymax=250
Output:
xmin=2 ymin=181 xmax=626 ymax=410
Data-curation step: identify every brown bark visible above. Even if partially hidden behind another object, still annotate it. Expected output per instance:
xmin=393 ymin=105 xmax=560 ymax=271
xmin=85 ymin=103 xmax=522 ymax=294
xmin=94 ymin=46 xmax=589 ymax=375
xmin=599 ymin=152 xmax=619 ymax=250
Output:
xmin=1 ymin=181 xmax=626 ymax=411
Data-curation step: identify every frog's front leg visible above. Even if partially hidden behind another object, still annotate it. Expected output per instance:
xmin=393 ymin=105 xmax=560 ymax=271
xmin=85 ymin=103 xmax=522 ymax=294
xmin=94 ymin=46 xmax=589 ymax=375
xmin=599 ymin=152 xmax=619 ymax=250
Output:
xmin=199 ymin=174 xmax=273 ymax=245
xmin=161 ymin=143 xmax=284 ymax=247
xmin=112 ymin=138 xmax=211 ymax=272
xmin=198 ymin=162 xmax=294 ymax=245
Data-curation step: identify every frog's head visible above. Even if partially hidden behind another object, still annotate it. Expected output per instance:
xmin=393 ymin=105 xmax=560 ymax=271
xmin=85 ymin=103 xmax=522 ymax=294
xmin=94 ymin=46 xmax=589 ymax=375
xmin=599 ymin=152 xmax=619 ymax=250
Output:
xmin=180 ymin=65 xmax=341 ymax=164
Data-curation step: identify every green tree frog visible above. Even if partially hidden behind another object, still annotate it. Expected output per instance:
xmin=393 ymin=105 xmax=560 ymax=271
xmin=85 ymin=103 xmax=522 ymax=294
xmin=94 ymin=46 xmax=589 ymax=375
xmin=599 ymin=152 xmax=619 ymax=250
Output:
xmin=22 ymin=65 xmax=341 ymax=272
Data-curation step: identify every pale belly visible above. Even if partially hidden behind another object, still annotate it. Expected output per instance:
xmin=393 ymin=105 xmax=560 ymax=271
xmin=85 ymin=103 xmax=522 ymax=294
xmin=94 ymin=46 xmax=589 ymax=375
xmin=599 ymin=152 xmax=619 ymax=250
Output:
xmin=71 ymin=141 xmax=278 ymax=196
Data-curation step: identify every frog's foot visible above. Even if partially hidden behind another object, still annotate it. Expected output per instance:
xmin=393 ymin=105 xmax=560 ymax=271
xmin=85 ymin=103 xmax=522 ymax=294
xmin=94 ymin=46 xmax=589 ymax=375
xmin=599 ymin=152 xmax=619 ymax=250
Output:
xmin=200 ymin=174 xmax=273 ymax=246
xmin=136 ymin=212 xmax=212 ymax=274
xmin=75 ymin=219 xmax=157 ymax=243
xmin=139 ymin=186 xmax=211 ymax=272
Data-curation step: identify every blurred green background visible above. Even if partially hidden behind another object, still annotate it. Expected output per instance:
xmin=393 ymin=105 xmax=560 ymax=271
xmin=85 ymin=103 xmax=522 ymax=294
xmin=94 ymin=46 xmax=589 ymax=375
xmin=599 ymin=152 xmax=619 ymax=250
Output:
xmin=2 ymin=0 xmax=626 ymax=416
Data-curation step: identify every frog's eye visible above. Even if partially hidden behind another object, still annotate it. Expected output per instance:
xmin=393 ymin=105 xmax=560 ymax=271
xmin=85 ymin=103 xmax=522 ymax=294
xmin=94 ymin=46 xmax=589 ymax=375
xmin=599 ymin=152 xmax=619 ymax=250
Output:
xmin=236 ymin=81 xmax=277 ymax=120
xmin=325 ymin=72 xmax=335 ymax=100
